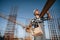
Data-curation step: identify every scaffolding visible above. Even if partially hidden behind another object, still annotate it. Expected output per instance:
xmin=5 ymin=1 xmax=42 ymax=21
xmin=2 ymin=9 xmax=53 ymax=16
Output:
xmin=48 ymin=9 xmax=60 ymax=40
xmin=4 ymin=6 xmax=18 ymax=40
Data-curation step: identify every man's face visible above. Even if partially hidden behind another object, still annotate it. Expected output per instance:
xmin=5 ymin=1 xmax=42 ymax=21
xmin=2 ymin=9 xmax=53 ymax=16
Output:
xmin=35 ymin=10 xmax=39 ymax=14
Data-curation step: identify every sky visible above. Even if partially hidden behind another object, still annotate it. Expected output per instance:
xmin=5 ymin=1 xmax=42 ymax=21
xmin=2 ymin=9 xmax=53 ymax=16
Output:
xmin=0 ymin=0 xmax=60 ymax=39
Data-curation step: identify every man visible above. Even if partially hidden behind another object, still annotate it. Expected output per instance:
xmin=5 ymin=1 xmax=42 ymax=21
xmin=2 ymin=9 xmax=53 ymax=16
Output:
xmin=30 ymin=9 xmax=51 ymax=36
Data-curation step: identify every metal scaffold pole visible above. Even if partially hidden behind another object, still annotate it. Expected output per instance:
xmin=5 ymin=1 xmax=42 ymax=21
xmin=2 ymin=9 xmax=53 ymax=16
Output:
xmin=4 ymin=6 xmax=18 ymax=40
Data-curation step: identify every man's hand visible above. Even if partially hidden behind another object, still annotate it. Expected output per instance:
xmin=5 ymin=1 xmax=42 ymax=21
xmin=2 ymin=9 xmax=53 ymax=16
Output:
xmin=47 ymin=11 xmax=52 ymax=19
xmin=47 ymin=11 xmax=50 ymax=14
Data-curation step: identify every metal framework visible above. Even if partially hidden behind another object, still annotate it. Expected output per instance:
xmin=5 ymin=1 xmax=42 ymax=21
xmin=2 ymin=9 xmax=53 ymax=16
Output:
xmin=47 ymin=9 xmax=60 ymax=40
xmin=4 ymin=6 xmax=18 ymax=40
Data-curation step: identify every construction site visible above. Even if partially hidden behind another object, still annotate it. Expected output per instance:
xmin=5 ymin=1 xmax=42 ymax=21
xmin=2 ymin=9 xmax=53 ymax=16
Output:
xmin=0 ymin=0 xmax=60 ymax=40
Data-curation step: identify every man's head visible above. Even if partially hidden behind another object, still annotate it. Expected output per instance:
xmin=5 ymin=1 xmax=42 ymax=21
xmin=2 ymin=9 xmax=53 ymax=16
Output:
xmin=33 ymin=9 xmax=40 ymax=16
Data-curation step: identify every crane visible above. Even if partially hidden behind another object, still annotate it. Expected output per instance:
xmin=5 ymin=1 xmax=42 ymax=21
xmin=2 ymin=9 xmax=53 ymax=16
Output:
xmin=0 ymin=13 xmax=25 ymax=28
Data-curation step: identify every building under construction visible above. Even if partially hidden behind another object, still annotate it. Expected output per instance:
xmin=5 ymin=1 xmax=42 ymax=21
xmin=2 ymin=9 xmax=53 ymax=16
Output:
xmin=47 ymin=9 xmax=60 ymax=40
xmin=0 ymin=0 xmax=60 ymax=40
xmin=4 ymin=6 xmax=18 ymax=40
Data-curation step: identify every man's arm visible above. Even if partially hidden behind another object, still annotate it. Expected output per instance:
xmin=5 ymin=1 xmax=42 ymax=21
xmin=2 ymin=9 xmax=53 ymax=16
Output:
xmin=41 ymin=11 xmax=51 ymax=21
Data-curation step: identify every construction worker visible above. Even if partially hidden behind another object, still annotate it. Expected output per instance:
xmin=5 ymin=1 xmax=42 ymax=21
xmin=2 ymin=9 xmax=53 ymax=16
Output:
xmin=31 ymin=9 xmax=51 ymax=36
